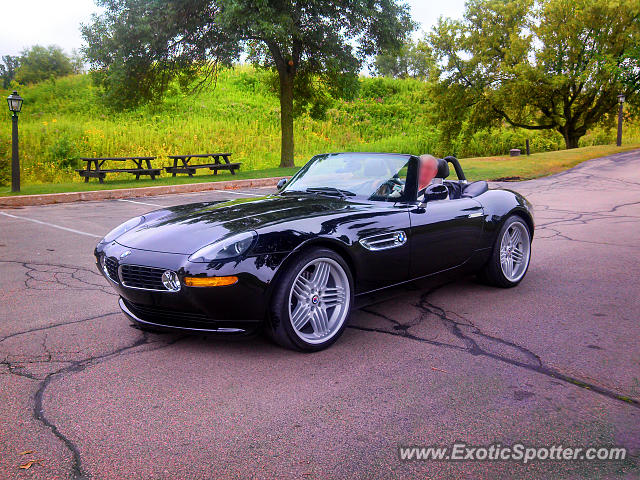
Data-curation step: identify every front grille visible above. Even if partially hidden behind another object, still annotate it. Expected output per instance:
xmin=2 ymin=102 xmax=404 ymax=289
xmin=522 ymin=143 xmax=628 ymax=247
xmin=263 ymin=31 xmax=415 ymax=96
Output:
xmin=104 ymin=257 xmax=119 ymax=282
xmin=123 ymin=299 xmax=216 ymax=326
xmin=119 ymin=264 xmax=167 ymax=291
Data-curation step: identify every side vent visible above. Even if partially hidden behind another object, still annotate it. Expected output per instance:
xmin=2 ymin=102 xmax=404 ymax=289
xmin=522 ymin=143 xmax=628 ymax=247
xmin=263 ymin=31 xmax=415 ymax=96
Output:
xmin=359 ymin=231 xmax=407 ymax=251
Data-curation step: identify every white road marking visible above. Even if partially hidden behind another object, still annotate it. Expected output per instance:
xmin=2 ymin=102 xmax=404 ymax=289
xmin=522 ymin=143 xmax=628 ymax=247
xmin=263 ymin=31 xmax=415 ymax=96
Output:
xmin=117 ymin=199 xmax=164 ymax=207
xmin=0 ymin=211 xmax=102 ymax=238
xmin=209 ymin=190 xmax=263 ymax=197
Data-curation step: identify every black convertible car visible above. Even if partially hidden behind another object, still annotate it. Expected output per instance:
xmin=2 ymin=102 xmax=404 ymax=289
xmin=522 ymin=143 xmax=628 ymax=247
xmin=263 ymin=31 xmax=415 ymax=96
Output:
xmin=95 ymin=153 xmax=533 ymax=351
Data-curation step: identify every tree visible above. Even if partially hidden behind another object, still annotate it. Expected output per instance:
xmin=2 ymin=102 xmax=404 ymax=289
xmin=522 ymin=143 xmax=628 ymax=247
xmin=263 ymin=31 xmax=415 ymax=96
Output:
xmin=70 ymin=50 xmax=86 ymax=74
xmin=82 ymin=0 xmax=414 ymax=167
xmin=374 ymin=39 xmax=434 ymax=79
xmin=14 ymin=45 xmax=75 ymax=84
xmin=0 ymin=55 xmax=20 ymax=88
xmin=429 ymin=0 xmax=640 ymax=149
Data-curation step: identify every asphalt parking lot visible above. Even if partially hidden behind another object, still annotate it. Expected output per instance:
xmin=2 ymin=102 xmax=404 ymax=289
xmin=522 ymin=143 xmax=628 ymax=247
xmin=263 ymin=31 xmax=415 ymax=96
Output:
xmin=1 ymin=151 xmax=639 ymax=479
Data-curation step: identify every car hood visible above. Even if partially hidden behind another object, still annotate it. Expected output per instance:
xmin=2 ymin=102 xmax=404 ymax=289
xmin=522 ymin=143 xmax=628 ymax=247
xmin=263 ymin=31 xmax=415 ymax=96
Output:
xmin=115 ymin=194 xmax=350 ymax=254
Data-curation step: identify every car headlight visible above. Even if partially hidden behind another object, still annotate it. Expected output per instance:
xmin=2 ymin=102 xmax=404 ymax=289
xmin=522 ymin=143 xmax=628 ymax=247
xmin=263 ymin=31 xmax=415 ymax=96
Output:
xmin=100 ymin=216 xmax=144 ymax=244
xmin=188 ymin=231 xmax=257 ymax=263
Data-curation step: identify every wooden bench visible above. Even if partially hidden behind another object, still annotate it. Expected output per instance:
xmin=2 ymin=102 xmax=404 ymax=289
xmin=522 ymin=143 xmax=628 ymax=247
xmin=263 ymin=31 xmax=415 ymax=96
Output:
xmin=76 ymin=157 xmax=161 ymax=183
xmin=165 ymin=153 xmax=241 ymax=177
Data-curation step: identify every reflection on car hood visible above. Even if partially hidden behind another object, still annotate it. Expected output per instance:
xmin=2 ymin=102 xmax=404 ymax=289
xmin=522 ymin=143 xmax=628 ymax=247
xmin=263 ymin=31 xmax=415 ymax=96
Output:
xmin=115 ymin=194 xmax=350 ymax=254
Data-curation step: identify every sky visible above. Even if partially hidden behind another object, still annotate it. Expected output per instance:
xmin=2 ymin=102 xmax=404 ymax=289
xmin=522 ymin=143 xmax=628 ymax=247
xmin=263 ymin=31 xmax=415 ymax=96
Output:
xmin=0 ymin=0 xmax=467 ymax=57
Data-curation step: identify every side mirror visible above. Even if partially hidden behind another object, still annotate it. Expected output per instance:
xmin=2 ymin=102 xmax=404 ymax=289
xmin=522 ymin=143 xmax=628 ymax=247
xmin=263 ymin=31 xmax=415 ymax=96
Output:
xmin=422 ymin=184 xmax=449 ymax=202
xmin=276 ymin=178 xmax=287 ymax=190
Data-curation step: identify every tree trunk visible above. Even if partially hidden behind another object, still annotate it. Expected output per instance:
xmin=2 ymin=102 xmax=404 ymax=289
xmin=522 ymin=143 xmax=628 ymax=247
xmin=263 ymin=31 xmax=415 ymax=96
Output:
xmin=278 ymin=71 xmax=295 ymax=168
xmin=560 ymin=127 xmax=581 ymax=149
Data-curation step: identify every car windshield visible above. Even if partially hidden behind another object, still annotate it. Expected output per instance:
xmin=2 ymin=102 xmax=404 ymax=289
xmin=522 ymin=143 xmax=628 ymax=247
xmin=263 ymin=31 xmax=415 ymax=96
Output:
xmin=283 ymin=153 xmax=411 ymax=201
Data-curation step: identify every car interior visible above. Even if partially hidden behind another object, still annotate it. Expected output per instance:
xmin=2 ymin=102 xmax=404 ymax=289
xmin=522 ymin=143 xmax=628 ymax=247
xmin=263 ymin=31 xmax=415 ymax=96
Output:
xmin=435 ymin=157 xmax=489 ymax=199
xmin=370 ymin=154 xmax=489 ymax=202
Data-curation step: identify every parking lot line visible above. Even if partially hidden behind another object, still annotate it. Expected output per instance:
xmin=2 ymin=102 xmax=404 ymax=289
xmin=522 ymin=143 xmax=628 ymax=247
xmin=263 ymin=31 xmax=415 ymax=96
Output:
xmin=117 ymin=199 xmax=164 ymax=207
xmin=210 ymin=190 xmax=263 ymax=197
xmin=0 ymin=211 xmax=102 ymax=238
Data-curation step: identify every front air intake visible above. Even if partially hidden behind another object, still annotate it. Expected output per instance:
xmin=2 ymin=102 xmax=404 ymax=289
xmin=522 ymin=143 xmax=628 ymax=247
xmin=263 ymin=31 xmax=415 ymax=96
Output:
xmin=119 ymin=264 xmax=168 ymax=291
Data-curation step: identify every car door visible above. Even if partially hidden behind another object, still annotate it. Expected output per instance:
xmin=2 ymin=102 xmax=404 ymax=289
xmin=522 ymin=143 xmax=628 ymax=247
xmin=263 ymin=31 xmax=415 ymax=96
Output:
xmin=409 ymin=197 xmax=484 ymax=278
xmin=350 ymin=202 xmax=412 ymax=293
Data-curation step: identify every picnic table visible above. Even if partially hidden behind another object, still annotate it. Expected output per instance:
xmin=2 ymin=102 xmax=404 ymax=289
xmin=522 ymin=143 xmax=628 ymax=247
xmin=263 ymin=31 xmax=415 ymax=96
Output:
xmin=76 ymin=157 xmax=161 ymax=183
xmin=165 ymin=153 xmax=241 ymax=177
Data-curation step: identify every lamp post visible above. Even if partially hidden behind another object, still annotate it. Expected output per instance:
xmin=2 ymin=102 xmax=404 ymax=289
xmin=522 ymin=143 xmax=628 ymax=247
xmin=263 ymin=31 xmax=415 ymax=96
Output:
xmin=616 ymin=94 xmax=625 ymax=147
xmin=7 ymin=91 xmax=24 ymax=192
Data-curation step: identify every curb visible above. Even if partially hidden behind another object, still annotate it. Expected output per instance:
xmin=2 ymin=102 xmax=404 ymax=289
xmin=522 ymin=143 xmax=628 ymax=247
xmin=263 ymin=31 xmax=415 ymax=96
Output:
xmin=0 ymin=176 xmax=288 ymax=207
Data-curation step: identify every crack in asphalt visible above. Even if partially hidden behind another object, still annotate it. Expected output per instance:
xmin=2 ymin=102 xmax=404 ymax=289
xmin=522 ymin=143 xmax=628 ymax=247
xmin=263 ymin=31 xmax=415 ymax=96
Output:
xmin=349 ymin=285 xmax=639 ymax=410
xmin=33 ymin=331 xmax=186 ymax=479
xmin=0 ymin=260 xmax=117 ymax=296
xmin=535 ymin=224 xmax=639 ymax=248
xmin=33 ymin=333 xmax=150 ymax=480
xmin=531 ymin=203 xmax=640 ymax=247
xmin=503 ymin=182 xmax=640 ymax=248
xmin=0 ymin=259 xmax=165 ymax=477
xmin=0 ymin=311 xmax=116 ymax=346
xmin=534 ymin=201 xmax=640 ymax=226
xmin=0 ymin=307 xmax=186 ymax=479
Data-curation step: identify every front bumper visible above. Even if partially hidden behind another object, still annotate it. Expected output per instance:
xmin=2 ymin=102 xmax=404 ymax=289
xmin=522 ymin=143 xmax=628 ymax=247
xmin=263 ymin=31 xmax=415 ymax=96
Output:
xmin=96 ymin=241 xmax=289 ymax=329
xmin=119 ymin=298 xmax=255 ymax=334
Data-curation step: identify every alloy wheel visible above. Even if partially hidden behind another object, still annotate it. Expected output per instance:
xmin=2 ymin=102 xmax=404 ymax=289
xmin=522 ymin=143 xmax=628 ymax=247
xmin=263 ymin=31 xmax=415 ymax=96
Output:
xmin=288 ymin=258 xmax=350 ymax=345
xmin=499 ymin=221 xmax=531 ymax=282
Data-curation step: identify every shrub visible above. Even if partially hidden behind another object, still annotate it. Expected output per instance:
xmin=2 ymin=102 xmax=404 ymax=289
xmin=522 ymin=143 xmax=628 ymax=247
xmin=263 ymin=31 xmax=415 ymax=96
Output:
xmin=0 ymin=138 xmax=9 ymax=186
xmin=48 ymin=134 xmax=79 ymax=169
xmin=359 ymin=77 xmax=401 ymax=99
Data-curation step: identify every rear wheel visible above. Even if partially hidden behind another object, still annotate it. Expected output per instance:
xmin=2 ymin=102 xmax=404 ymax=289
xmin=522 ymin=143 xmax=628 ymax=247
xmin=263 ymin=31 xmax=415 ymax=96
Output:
xmin=479 ymin=215 xmax=531 ymax=288
xmin=267 ymin=248 xmax=353 ymax=352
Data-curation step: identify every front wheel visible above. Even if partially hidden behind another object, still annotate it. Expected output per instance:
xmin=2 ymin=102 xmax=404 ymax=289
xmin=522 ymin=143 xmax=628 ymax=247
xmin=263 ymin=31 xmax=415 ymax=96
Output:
xmin=478 ymin=215 xmax=531 ymax=288
xmin=267 ymin=248 xmax=353 ymax=352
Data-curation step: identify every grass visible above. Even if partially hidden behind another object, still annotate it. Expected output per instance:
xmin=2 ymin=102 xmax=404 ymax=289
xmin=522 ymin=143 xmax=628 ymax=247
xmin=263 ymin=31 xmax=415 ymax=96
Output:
xmin=1 ymin=144 xmax=637 ymax=197
xmin=459 ymin=144 xmax=640 ymax=181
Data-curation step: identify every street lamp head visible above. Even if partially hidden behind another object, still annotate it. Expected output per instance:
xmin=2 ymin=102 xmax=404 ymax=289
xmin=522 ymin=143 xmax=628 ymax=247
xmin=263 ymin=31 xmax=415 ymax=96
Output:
xmin=617 ymin=94 xmax=626 ymax=104
xmin=7 ymin=91 xmax=23 ymax=114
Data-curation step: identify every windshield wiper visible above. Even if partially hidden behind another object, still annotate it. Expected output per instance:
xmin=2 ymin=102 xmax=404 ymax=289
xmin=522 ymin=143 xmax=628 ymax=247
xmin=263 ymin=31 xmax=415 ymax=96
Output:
xmin=305 ymin=187 xmax=356 ymax=198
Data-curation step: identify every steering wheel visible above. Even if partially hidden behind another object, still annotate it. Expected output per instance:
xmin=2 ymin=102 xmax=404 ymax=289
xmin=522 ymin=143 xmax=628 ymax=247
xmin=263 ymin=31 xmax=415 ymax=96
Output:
xmin=373 ymin=177 xmax=404 ymax=199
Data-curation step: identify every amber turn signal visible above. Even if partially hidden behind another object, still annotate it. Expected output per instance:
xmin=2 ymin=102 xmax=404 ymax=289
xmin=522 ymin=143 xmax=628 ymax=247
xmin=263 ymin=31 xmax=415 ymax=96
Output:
xmin=183 ymin=276 xmax=238 ymax=287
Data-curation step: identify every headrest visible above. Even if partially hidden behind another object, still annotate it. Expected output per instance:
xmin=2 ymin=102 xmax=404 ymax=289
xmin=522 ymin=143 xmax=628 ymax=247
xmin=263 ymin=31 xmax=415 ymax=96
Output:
xmin=436 ymin=158 xmax=450 ymax=179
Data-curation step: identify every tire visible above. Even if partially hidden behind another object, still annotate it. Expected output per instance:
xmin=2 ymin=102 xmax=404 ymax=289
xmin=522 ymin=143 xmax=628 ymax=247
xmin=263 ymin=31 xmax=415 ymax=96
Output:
xmin=478 ymin=215 xmax=531 ymax=288
xmin=266 ymin=247 xmax=354 ymax=352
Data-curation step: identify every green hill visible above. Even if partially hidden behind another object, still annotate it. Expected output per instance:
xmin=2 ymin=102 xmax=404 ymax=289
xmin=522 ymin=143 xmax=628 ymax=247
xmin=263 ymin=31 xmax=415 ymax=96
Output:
xmin=0 ymin=66 xmax=636 ymax=186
